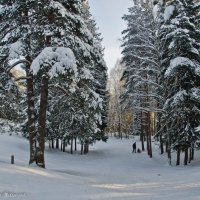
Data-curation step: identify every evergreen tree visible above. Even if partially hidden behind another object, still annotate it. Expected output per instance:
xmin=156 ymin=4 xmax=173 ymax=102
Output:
xmin=121 ymin=0 xmax=163 ymax=157
xmin=81 ymin=0 xmax=108 ymax=141
xmin=0 ymin=68 xmax=19 ymax=121
xmin=29 ymin=0 xmax=106 ymax=152
xmin=0 ymin=0 xmax=107 ymax=162
xmin=160 ymin=0 xmax=200 ymax=165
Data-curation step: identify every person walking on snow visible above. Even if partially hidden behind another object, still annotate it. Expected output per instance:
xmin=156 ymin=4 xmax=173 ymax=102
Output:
xmin=132 ymin=142 xmax=136 ymax=153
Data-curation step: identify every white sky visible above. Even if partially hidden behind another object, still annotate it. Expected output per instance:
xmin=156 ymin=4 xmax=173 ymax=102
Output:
xmin=89 ymin=0 xmax=133 ymax=72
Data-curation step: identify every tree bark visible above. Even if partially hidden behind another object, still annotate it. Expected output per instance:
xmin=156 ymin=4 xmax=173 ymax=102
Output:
xmin=70 ymin=137 xmax=73 ymax=154
xmin=176 ymin=147 xmax=180 ymax=166
xmin=191 ymin=148 xmax=194 ymax=161
xmin=118 ymin=116 xmax=122 ymax=140
xmin=189 ymin=148 xmax=191 ymax=163
xmin=81 ymin=143 xmax=83 ymax=155
xmin=63 ymin=140 xmax=66 ymax=152
xmin=22 ymin=9 xmax=37 ymax=166
xmin=145 ymin=113 xmax=149 ymax=155
xmin=146 ymin=133 xmax=150 ymax=156
xmin=165 ymin=141 xmax=168 ymax=153
xmin=149 ymin=135 xmax=152 ymax=158
xmin=190 ymin=144 xmax=195 ymax=161
xmin=27 ymin=71 xmax=36 ymax=165
xmin=160 ymin=134 xmax=164 ymax=154
xmin=167 ymin=140 xmax=171 ymax=165
xmin=61 ymin=141 xmax=63 ymax=151
xmin=148 ymin=112 xmax=152 ymax=158
xmin=37 ymin=75 xmax=49 ymax=168
xmin=56 ymin=139 xmax=59 ymax=149
xmin=141 ymin=131 xmax=145 ymax=151
xmin=146 ymin=112 xmax=152 ymax=157
xmin=52 ymin=139 xmax=54 ymax=149
xmin=74 ymin=137 xmax=77 ymax=151
xmin=184 ymin=148 xmax=188 ymax=165
xmin=84 ymin=143 xmax=89 ymax=154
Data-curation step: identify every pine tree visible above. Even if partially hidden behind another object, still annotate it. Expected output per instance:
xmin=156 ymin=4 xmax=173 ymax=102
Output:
xmin=81 ymin=0 xmax=108 ymax=142
xmin=160 ymin=0 xmax=200 ymax=165
xmin=121 ymin=1 xmax=163 ymax=157
xmin=0 ymin=67 xmax=19 ymax=121
xmin=30 ymin=0 xmax=106 ymax=154
xmin=0 ymin=0 xmax=40 ymax=163
xmin=0 ymin=0 xmax=107 ymax=162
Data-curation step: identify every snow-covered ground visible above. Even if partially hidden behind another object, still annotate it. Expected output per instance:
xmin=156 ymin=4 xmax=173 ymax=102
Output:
xmin=0 ymin=133 xmax=200 ymax=200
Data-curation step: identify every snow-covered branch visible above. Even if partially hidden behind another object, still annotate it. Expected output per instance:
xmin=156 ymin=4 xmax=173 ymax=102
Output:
xmin=31 ymin=47 xmax=77 ymax=78
xmin=7 ymin=59 xmax=31 ymax=73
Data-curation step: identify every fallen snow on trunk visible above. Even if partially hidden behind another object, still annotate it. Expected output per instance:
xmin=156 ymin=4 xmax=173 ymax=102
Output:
xmin=0 ymin=133 xmax=200 ymax=200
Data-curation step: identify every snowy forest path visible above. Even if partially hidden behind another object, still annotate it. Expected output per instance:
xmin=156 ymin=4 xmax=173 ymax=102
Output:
xmin=0 ymin=134 xmax=200 ymax=200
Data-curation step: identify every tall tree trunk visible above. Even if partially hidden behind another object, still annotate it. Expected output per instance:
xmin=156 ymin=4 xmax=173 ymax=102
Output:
xmin=56 ymin=139 xmax=59 ymax=149
xmin=70 ymin=137 xmax=73 ymax=154
xmin=143 ymin=112 xmax=149 ymax=154
xmin=146 ymin=112 xmax=151 ymax=157
xmin=118 ymin=116 xmax=122 ymax=140
xmin=146 ymin=132 xmax=150 ymax=156
xmin=190 ymin=144 xmax=195 ymax=161
xmin=191 ymin=148 xmax=194 ymax=161
xmin=22 ymin=7 xmax=37 ymax=166
xmin=160 ymin=134 xmax=164 ymax=154
xmin=63 ymin=140 xmax=66 ymax=152
xmin=37 ymin=75 xmax=49 ymax=168
xmin=61 ymin=141 xmax=63 ymax=151
xmin=157 ymin=113 xmax=162 ymax=155
xmin=184 ymin=148 xmax=188 ymax=166
xmin=153 ymin=112 xmax=156 ymax=136
xmin=165 ymin=141 xmax=168 ymax=153
xmin=148 ymin=112 xmax=152 ymax=158
xmin=167 ymin=128 xmax=171 ymax=165
xmin=27 ymin=71 xmax=36 ymax=165
xmin=84 ymin=143 xmax=89 ymax=154
xmin=176 ymin=147 xmax=180 ymax=166
xmin=167 ymin=145 xmax=171 ymax=158
xmin=140 ymin=133 xmax=142 ymax=141
xmin=81 ymin=143 xmax=83 ymax=155
xmin=149 ymin=135 xmax=152 ymax=158
xmin=189 ymin=148 xmax=192 ymax=163
xmin=140 ymin=112 xmax=145 ymax=151
xmin=87 ymin=144 xmax=89 ymax=153
xmin=141 ymin=131 xmax=145 ymax=151
xmin=74 ymin=137 xmax=77 ymax=151
xmin=168 ymin=148 xmax=171 ymax=165
xmin=84 ymin=143 xmax=87 ymax=154
xmin=51 ymin=139 xmax=54 ymax=149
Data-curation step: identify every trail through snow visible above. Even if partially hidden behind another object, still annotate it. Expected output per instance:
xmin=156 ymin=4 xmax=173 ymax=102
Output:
xmin=0 ymin=134 xmax=200 ymax=200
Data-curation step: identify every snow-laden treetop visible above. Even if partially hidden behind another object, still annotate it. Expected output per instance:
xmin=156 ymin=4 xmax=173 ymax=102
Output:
xmin=164 ymin=5 xmax=175 ymax=21
xmin=31 ymin=47 xmax=77 ymax=79
xmin=165 ymin=57 xmax=200 ymax=77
